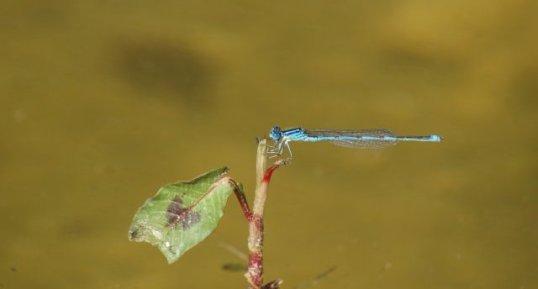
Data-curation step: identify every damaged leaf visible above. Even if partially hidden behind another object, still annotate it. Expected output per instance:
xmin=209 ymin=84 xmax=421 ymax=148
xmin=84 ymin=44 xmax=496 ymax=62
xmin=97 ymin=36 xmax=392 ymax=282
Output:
xmin=129 ymin=167 xmax=234 ymax=263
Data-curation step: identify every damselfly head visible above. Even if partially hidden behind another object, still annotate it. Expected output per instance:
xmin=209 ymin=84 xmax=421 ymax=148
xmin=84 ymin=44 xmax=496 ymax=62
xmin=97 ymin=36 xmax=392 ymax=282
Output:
xmin=269 ymin=126 xmax=282 ymax=140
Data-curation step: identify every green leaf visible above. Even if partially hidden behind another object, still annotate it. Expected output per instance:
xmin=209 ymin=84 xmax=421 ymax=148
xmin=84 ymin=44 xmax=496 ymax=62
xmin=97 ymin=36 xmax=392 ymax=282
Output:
xmin=128 ymin=167 xmax=234 ymax=263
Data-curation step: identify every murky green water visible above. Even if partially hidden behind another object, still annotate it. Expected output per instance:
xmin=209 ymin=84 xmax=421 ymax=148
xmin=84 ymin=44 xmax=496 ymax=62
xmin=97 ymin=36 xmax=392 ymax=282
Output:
xmin=1 ymin=1 xmax=537 ymax=288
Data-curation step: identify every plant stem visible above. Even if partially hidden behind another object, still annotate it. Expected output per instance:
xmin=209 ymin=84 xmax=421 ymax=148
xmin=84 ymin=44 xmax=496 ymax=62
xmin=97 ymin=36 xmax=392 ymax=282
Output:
xmin=245 ymin=139 xmax=286 ymax=289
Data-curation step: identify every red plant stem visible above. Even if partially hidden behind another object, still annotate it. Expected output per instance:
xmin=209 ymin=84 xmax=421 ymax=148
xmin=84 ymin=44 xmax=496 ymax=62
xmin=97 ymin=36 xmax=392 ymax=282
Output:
xmin=245 ymin=141 xmax=287 ymax=289
xmin=229 ymin=180 xmax=253 ymax=221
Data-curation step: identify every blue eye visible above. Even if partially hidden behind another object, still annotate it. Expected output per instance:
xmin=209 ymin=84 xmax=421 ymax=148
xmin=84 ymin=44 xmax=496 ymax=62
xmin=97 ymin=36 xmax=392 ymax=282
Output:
xmin=269 ymin=126 xmax=282 ymax=140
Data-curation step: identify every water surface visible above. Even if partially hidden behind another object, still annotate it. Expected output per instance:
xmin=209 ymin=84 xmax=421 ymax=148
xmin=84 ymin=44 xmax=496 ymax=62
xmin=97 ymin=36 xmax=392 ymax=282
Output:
xmin=1 ymin=1 xmax=537 ymax=288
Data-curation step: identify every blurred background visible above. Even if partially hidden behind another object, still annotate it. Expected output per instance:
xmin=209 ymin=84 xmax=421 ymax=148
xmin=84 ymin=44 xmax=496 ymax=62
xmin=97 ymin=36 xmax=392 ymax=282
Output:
xmin=1 ymin=0 xmax=537 ymax=288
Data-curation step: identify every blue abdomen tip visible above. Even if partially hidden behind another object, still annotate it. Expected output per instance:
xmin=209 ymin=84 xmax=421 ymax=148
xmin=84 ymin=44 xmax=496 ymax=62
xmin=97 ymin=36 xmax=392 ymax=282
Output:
xmin=431 ymin=135 xmax=443 ymax=142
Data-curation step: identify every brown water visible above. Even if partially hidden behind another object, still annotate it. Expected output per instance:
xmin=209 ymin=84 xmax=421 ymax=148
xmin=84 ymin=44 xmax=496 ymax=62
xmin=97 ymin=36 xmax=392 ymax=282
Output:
xmin=1 ymin=1 xmax=537 ymax=288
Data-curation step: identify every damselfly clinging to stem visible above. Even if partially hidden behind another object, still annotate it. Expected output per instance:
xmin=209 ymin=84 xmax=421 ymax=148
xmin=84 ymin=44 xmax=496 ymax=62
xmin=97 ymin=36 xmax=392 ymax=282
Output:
xmin=267 ymin=126 xmax=442 ymax=158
